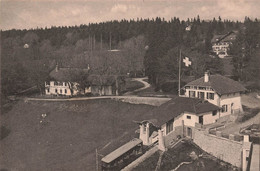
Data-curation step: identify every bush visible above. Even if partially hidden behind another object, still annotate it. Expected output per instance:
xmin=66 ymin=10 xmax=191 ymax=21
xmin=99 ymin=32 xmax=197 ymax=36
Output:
xmin=238 ymin=108 xmax=260 ymax=123
xmin=161 ymin=81 xmax=186 ymax=93
xmin=0 ymin=126 xmax=11 ymax=140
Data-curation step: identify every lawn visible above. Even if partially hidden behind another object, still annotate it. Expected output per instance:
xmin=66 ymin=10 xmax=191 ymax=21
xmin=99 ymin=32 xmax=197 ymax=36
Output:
xmin=0 ymin=99 xmax=155 ymax=171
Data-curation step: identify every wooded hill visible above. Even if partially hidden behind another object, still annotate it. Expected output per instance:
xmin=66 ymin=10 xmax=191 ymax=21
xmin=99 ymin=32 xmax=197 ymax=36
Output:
xmin=1 ymin=16 xmax=260 ymax=99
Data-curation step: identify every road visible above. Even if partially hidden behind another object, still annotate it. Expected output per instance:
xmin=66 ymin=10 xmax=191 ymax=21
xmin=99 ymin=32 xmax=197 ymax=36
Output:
xmin=124 ymin=77 xmax=151 ymax=95
xmin=25 ymin=77 xmax=169 ymax=106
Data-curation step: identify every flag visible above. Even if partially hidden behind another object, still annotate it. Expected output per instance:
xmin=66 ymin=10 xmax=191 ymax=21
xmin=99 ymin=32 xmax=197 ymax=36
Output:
xmin=183 ymin=57 xmax=192 ymax=67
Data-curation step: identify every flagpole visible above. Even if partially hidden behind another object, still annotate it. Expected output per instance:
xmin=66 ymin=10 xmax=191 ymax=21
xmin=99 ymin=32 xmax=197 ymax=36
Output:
xmin=178 ymin=49 xmax=181 ymax=96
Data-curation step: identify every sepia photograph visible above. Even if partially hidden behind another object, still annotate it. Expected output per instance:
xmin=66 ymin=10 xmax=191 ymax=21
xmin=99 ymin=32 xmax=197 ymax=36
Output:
xmin=0 ymin=0 xmax=259 ymax=170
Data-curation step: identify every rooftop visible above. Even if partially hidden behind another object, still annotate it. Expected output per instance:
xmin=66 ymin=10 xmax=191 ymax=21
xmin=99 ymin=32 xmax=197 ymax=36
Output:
xmin=101 ymin=138 xmax=142 ymax=164
xmin=49 ymin=67 xmax=89 ymax=81
xmin=185 ymin=74 xmax=246 ymax=95
xmin=49 ymin=67 xmax=125 ymax=86
xmin=138 ymin=97 xmax=220 ymax=127
xmin=211 ymin=31 xmax=237 ymax=43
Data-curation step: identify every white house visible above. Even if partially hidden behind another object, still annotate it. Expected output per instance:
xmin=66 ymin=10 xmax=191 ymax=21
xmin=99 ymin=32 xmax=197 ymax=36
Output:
xmin=45 ymin=65 xmax=125 ymax=96
xmin=183 ymin=72 xmax=246 ymax=117
xmin=211 ymin=31 xmax=237 ymax=58
xmin=45 ymin=65 xmax=90 ymax=96
xmin=137 ymin=97 xmax=221 ymax=149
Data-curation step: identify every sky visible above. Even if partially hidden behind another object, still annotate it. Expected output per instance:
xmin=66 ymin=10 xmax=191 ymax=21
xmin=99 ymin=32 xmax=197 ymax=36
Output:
xmin=1 ymin=0 xmax=260 ymax=30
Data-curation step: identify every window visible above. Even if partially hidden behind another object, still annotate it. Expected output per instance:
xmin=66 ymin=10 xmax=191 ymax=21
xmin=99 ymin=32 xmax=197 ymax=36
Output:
xmin=47 ymin=88 xmax=50 ymax=93
xmin=207 ymin=93 xmax=214 ymax=100
xmin=189 ymin=91 xmax=195 ymax=98
xmin=64 ymin=82 xmax=67 ymax=86
xmin=54 ymin=81 xmax=58 ymax=86
xmin=186 ymin=115 xmax=191 ymax=119
xmin=222 ymin=105 xmax=228 ymax=112
xmin=198 ymin=92 xmax=205 ymax=99
xmin=212 ymin=110 xmax=217 ymax=116
xmin=55 ymin=89 xmax=58 ymax=93
xmin=166 ymin=119 xmax=174 ymax=134
xmin=65 ymin=89 xmax=67 ymax=94
xmin=198 ymin=87 xmax=206 ymax=90
xmin=60 ymin=89 xmax=62 ymax=94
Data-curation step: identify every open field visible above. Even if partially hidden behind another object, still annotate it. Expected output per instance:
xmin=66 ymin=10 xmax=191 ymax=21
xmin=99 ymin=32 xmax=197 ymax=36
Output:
xmin=0 ymin=99 xmax=155 ymax=171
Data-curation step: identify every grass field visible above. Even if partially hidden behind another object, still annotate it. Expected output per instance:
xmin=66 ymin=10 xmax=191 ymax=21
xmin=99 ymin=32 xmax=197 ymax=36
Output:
xmin=0 ymin=99 xmax=155 ymax=171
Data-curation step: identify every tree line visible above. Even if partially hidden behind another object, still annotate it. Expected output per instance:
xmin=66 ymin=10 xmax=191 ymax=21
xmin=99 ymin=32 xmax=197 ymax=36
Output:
xmin=1 ymin=16 xmax=259 ymax=100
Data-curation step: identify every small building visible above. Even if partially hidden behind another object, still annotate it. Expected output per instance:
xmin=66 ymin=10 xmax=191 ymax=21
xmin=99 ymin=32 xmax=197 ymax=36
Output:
xmin=211 ymin=31 xmax=237 ymax=58
xmin=137 ymin=97 xmax=221 ymax=148
xmin=185 ymin=25 xmax=191 ymax=31
xmin=88 ymin=74 xmax=125 ymax=96
xmin=183 ymin=72 xmax=246 ymax=116
xmin=45 ymin=65 xmax=125 ymax=96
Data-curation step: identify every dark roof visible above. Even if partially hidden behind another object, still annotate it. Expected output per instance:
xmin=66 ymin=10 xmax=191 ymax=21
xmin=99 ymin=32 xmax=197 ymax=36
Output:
xmin=138 ymin=97 xmax=220 ymax=127
xmin=185 ymin=74 xmax=246 ymax=95
xmin=211 ymin=31 xmax=236 ymax=43
xmin=101 ymin=138 xmax=142 ymax=164
xmin=50 ymin=68 xmax=89 ymax=81
xmin=50 ymin=68 xmax=125 ymax=86
xmin=88 ymin=74 xmax=124 ymax=86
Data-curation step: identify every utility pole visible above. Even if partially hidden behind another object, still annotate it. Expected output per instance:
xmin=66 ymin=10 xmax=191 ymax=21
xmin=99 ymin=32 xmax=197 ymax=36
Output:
xmin=109 ymin=32 xmax=112 ymax=50
xmin=178 ymin=49 xmax=182 ymax=96
xmin=93 ymin=34 xmax=96 ymax=51
xmin=100 ymin=33 xmax=103 ymax=50
xmin=96 ymin=148 xmax=99 ymax=171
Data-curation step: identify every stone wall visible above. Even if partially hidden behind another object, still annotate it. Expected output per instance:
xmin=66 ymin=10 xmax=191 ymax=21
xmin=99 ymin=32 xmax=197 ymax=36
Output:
xmin=193 ymin=128 xmax=243 ymax=168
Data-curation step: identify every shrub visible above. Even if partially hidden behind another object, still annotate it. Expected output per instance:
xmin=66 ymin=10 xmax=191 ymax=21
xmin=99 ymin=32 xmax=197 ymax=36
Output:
xmin=239 ymin=108 xmax=260 ymax=123
xmin=0 ymin=126 xmax=11 ymax=140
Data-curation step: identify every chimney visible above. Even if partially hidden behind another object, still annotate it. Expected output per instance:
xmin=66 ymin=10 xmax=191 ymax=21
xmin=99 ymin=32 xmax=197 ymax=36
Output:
xmin=55 ymin=64 xmax=59 ymax=72
xmin=204 ymin=71 xmax=210 ymax=82
xmin=158 ymin=129 xmax=166 ymax=151
xmin=145 ymin=122 xmax=150 ymax=145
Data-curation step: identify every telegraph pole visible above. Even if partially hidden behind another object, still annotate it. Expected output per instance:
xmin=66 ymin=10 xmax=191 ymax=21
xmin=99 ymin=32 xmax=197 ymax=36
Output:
xmin=178 ymin=49 xmax=182 ymax=96
xmin=96 ymin=148 xmax=98 ymax=171
xmin=109 ymin=32 xmax=112 ymax=50
xmin=100 ymin=33 xmax=103 ymax=50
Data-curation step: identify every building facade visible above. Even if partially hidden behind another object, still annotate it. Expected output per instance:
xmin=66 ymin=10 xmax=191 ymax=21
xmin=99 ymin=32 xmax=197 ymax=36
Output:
xmin=211 ymin=31 xmax=237 ymax=58
xmin=183 ymin=72 xmax=246 ymax=116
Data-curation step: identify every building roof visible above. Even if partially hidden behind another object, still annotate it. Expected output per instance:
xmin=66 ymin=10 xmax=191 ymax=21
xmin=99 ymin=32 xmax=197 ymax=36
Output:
xmin=101 ymin=138 xmax=142 ymax=164
xmin=50 ymin=67 xmax=89 ymax=81
xmin=211 ymin=31 xmax=236 ymax=43
xmin=138 ymin=97 xmax=220 ymax=127
xmin=185 ymin=74 xmax=246 ymax=95
xmin=88 ymin=74 xmax=125 ymax=86
xmin=49 ymin=67 xmax=125 ymax=86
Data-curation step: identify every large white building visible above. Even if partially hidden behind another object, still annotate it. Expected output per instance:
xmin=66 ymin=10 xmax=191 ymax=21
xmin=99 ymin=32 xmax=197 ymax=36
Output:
xmin=211 ymin=31 xmax=237 ymax=58
xmin=183 ymin=72 xmax=246 ymax=116
xmin=45 ymin=65 xmax=90 ymax=96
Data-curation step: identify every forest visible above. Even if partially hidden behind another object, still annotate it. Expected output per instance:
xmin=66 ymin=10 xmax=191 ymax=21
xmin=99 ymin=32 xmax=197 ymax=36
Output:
xmin=1 ymin=16 xmax=260 ymax=101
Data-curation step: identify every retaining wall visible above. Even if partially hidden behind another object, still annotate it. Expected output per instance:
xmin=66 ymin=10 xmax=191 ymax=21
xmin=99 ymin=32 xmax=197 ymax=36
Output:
xmin=193 ymin=128 xmax=243 ymax=168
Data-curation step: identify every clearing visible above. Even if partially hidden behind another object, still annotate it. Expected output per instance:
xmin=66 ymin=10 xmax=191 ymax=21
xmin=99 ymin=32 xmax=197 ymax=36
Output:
xmin=0 ymin=99 xmax=155 ymax=171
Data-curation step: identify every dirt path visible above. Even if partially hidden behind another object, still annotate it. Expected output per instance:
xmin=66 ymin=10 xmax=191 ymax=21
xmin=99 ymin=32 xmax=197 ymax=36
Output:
xmin=25 ymin=96 xmax=171 ymax=106
xmin=124 ymin=77 xmax=151 ymax=95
